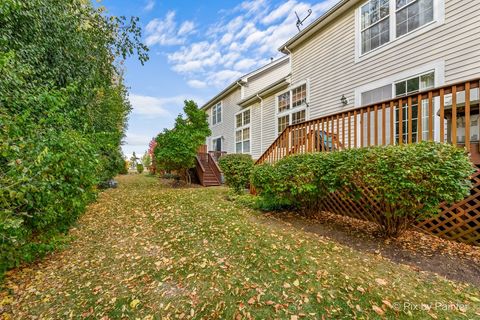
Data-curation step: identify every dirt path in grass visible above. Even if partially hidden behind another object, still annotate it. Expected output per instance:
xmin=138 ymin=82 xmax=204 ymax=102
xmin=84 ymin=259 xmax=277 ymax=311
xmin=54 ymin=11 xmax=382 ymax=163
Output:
xmin=1 ymin=175 xmax=479 ymax=319
xmin=263 ymin=211 xmax=480 ymax=287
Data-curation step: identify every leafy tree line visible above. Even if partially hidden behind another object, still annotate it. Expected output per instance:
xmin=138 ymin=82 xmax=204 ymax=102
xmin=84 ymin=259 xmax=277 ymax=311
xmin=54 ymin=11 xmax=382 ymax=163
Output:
xmin=0 ymin=0 xmax=148 ymax=275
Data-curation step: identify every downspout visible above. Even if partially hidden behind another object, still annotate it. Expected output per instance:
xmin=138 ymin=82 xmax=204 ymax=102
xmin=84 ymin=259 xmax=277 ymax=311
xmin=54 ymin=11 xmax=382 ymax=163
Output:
xmin=257 ymin=94 xmax=264 ymax=154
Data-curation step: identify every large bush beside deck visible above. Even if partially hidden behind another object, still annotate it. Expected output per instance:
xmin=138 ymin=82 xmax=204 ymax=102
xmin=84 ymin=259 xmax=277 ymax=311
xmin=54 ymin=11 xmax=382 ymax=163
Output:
xmin=0 ymin=0 xmax=147 ymax=277
xmin=218 ymin=154 xmax=254 ymax=194
xmin=251 ymin=142 xmax=474 ymax=237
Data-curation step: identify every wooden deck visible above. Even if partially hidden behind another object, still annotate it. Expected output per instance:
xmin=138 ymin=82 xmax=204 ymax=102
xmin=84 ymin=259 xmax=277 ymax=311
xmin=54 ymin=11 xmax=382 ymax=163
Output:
xmin=257 ymin=78 xmax=480 ymax=165
xmin=256 ymin=77 xmax=480 ymax=245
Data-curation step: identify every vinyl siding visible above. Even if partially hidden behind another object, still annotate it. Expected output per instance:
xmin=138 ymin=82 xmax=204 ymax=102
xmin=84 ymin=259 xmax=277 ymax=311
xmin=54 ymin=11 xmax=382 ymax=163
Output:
xmin=291 ymin=0 xmax=480 ymax=119
xmin=205 ymin=88 xmax=242 ymax=154
xmin=204 ymin=61 xmax=290 ymax=159
xmin=243 ymin=59 xmax=290 ymax=98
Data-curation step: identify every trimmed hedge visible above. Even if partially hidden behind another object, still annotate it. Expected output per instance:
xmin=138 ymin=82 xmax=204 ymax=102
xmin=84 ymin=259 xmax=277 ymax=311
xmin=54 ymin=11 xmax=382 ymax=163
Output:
xmin=251 ymin=142 xmax=474 ymax=237
xmin=218 ymin=154 xmax=254 ymax=194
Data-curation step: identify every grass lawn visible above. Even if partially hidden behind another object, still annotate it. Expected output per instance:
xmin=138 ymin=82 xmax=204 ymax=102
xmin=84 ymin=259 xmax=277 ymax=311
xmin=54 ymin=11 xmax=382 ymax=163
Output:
xmin=1 ymin=174 xmax=479 ymax=319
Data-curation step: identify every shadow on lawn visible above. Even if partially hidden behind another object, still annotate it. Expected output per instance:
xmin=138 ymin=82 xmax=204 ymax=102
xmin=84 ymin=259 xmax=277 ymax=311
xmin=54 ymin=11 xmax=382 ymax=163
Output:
xmin=258 ymin=210 xmax=480 ymax=287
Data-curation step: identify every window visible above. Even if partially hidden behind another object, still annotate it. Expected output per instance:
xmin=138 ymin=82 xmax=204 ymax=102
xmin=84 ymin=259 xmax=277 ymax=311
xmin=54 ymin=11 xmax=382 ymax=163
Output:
xmin=212 ymin=137 xmax=222 ymax=152
xmin=394 ymin=71 xmax=435 ymax=143
xmin=278 ymin=115 xmax=289 ymax=133
xmin=212 ymin=102 xmax=222 ymax=125
xmin=278 ymin=92 xmax=290 ymax=113
xmin=235 ymin=109 xmax=251 ymax=153
xmin=276 ymin=84 xmax=308 ymax=135
xmin=292 ymin=84 xmax=307 ymax=108
xmin=359 ymin=0 xmax=439 ymax=55
xmin=396 ymin=0 xmax=434 ymax=37
xmin=360 ymin=0 xmax=390 ymax=54
xmin=361 ymin=84 xmax=393 ymax=106
xmin=292 ymin=110 xmax=306 ymax=125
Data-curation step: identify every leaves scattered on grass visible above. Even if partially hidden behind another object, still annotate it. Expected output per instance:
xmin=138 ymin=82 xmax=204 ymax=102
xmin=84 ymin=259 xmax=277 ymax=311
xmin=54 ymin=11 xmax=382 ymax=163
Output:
xmin=1 ymin=174 xmax=479 ymax=319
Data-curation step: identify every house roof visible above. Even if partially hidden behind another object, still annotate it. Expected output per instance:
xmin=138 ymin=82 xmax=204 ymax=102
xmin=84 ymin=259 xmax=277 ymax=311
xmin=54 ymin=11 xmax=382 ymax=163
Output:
xmin=238 ymin=76 xmax=290 ymax=107
xmin=200 ymin=56 xmax=290 ymax=110
xmin=279 ymin=0 xmax=357 ymax=53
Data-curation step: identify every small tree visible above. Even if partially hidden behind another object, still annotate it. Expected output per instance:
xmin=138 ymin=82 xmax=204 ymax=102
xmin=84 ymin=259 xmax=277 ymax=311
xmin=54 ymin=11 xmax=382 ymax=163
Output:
xmin=154 ymin=100 xmax=210 ymax=183
xmin=142 ymin=151 xmax=151 ymax=171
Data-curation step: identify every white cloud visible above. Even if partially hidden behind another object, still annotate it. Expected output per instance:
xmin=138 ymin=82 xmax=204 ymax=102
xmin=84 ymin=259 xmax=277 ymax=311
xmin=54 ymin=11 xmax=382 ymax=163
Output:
xmin=148 ymin=0 xmax=339 ymax=89
xmin=233 ymin=58 xmax=258 ymax=71
xmin=144 ymin=0 xmax=155 ymax=12
xmin=262 ymin=0 xmax=298 ymax=25
xmin=129 ymin=94 xmax=180 ymax=118
xmin=145 ymin=11 xmax=196 ymax=46
xmin=125 ymin=133 xmax=152 ymax=146
xmin=178 ymin=21 xmax=196 ymax=36
xmin=187 ymin=80 xmax=208 ymax=89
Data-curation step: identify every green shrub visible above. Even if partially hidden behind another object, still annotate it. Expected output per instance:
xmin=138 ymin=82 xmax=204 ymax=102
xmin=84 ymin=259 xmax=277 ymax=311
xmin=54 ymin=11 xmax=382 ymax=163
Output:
xmin=219 ymin=154 xmax=254 ymax=194
xmin=119 ymin=160 xmax=129 ymax=175
xmin=251 ymin=142 xmax=474 ymax=237
xmin=136 ymin=163 xmax=144 ymax=174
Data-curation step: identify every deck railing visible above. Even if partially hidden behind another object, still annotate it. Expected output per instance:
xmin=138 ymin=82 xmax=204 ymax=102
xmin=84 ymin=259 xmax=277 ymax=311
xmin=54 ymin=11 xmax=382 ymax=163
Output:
xmin=256 ymin=78 xmax=480 ymax=165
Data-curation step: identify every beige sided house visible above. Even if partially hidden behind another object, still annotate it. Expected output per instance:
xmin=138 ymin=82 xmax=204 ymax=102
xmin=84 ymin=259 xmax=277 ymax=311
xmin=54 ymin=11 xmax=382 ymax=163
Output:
xmin=201 ymin=56 xmax=290 ymax=159
xmin=198 ymin=0 xmax=480 ymax=245
xmin=202 ymin=0 xmax=480 ymax=162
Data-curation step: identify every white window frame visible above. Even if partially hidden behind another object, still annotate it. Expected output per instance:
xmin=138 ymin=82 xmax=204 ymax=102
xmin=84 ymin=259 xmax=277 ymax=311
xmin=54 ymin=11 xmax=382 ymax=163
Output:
xmin=393 ymin=70 xmax=436 ymax=143
xmin=355 ymin=61 xmax=445 ymax=143
xmin=235 ymin=108 xmax=251 ymax=154
xmin=211 ymin=136 xmax=223 ymax=152
xmin=211 ymin=102 xmax=222 ymax=126
xmin=355 ymin=0 xmax=444 ymax=62
xmin=275 ymin=81 xmax=310 ymax=136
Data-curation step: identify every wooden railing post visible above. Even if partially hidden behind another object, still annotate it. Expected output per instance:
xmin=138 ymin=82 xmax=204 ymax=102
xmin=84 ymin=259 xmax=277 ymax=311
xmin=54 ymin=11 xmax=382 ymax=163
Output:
xmin=253 ymin=77 xmax=480 ymax=165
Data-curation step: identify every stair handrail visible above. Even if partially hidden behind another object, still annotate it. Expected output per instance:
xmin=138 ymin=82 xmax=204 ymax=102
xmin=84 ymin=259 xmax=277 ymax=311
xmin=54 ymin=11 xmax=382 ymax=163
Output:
xmin=195 ymin=155 xmax=206 ymax=186
xmin=207 ymin=152 xmax=222 ymax=183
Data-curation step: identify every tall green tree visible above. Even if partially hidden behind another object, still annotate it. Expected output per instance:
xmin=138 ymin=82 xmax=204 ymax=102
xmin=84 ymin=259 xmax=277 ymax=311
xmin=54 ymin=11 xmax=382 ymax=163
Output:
xmin=154 ymin=101 xmax=211 ymax=183
xmin=0 ymin=0 xmax=148 ymax=275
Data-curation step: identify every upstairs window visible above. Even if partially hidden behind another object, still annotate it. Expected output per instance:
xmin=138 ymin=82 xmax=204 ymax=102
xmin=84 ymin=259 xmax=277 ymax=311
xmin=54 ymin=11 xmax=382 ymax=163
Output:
xmin=361 ymin=0 xmax=390 ymax=54
xmin=359 ymin=0 xmax=440 ymax=55
xmin=396 ymin=0 xmax=434 ymax=37
xmin=212 ymin=102 xmax=222 ymax=125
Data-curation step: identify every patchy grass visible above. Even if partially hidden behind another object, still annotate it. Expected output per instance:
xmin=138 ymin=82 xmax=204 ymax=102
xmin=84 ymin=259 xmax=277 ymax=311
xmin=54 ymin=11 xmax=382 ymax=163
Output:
xmin=1 ymin=174 xmax=479 ymax=319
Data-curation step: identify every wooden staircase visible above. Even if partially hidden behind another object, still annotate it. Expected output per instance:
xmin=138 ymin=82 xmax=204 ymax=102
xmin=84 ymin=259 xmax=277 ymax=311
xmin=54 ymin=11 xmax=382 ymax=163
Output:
xmin=195 ymin=148 xmax=222 ymax=187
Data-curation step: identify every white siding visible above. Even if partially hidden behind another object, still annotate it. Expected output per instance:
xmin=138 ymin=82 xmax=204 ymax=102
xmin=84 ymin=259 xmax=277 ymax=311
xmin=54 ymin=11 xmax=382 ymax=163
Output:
xmin=205 ymin=88 xmax=242 ymax=154
xmin=291 ymin=0 xmax=480 ymax=119
xmin=243 ymin=59 xmax=290 ymax=97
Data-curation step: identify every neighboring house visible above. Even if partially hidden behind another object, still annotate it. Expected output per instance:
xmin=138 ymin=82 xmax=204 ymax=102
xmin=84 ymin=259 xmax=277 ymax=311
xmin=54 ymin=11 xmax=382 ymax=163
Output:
xmin=201 ymin=56 xmax=290 ymax=159
xmin=202 ymin=0 xmax=480 ymax=160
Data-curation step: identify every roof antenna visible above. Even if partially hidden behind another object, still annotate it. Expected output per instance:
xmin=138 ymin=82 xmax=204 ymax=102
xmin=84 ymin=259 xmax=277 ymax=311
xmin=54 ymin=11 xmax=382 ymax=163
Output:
xmin=295 ymin=9 xmax=312 ymax=32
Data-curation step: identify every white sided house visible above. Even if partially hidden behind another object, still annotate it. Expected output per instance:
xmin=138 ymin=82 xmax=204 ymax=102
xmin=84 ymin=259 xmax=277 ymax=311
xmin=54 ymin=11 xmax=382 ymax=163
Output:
xmin=196 ymin=0 xmax=480 ymax=245
xmin=202 ymin=0 xmax=480 ymax=163
xmin=201 ymin=56 xmax=291 ymax=159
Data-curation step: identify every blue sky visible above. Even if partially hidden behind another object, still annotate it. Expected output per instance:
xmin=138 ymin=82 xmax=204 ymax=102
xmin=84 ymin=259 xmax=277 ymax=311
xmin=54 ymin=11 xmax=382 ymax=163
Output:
xmin=96 ymin=0 xmax=339 ymax=157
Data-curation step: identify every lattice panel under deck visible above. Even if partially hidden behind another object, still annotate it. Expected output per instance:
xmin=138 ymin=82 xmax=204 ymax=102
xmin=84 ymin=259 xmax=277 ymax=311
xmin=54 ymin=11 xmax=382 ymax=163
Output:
xmin=320 ymin=166 xmax=480 ymax=246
